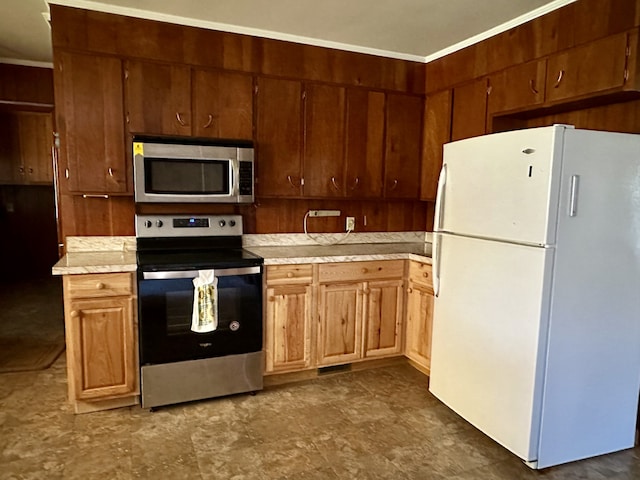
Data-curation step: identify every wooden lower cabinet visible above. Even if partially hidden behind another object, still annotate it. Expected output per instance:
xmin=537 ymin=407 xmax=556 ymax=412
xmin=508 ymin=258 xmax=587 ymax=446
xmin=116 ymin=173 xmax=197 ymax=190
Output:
xmin=264 ymin=264 xmax=314 ymax=373
xmin=317 ymin=260 xmax=404 ymax=367
xmin=404 ymin=262 xmax=434 ymax=374
xmin=63 ymin=272 xmax=139 ymax=413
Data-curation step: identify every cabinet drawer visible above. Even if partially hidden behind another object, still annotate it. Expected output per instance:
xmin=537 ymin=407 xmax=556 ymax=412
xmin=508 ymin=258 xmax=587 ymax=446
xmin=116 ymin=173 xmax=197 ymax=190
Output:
xmin=319 ymin=260 xmax=404 ymax=283
xmin=409 ymin=261 xmax=433 ymax=287
xmin=65 ymin=273 xmax=134 ymax=299
xmin=266 ymin=264 xmax=313 ymax=285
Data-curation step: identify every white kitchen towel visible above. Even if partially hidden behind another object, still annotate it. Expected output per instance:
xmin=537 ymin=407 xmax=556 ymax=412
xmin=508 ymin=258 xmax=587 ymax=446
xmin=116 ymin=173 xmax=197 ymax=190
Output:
xmin=191 ymin=269 xmax=218 ymax=333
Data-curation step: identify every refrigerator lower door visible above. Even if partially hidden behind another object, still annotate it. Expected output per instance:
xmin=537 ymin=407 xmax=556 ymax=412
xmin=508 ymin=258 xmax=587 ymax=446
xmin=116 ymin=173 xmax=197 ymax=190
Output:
xmin=429 ymin=233 xmax=554 ymax=463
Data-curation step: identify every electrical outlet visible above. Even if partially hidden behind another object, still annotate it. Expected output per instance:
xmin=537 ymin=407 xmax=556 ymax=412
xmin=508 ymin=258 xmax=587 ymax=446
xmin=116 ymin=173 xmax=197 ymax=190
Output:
xmin=308 ymin=210 xmax=341 ymax=217
xmin=346 ymin=217 xmax=355 ymax=231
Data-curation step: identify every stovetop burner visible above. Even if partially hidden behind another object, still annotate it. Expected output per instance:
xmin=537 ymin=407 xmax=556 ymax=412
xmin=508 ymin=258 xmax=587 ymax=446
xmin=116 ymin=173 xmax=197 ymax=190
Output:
xmin=135 ymin=214 xmax=263 ymax=271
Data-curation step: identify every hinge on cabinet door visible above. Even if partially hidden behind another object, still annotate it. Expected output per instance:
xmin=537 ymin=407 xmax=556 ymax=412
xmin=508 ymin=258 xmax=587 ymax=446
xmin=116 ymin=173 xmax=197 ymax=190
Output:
xmin=126 ymin=113 xmax=130 ymax=124
xmin=254 ymin=85 xmax=258 ymax=95
xmin=124 ymin=69 xmax=129 ymax=80
xmin=53 ymin=131 xmax=60 ymax=149
xmin=486 ymin=78 xmax=492 ymax=96
xmin=624 ymin=69 xmax=630 ymax=83
xmin=301 ymin=178 xmax=305 ymax=186
xmin=302 ymin=91 xmax=306 ymax=100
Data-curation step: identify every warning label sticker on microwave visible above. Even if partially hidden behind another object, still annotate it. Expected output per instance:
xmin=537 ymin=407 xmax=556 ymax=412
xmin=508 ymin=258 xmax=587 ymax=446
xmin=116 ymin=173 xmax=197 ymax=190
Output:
xmin=133 ymin=142 xmax=144 ymax=156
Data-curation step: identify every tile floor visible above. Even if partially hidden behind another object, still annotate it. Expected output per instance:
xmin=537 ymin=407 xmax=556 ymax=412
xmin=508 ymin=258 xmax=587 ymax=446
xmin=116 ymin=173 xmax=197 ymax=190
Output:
xmin=2 ymin=278 xmax=640 ymax=479
xmin=2 ymin=357 xmax=640 ymax=479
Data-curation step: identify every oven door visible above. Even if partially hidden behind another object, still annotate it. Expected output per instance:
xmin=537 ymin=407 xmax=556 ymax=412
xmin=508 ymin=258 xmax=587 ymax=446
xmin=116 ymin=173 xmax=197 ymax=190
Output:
xmin=138 ymin=266 xmax=262 ymax=365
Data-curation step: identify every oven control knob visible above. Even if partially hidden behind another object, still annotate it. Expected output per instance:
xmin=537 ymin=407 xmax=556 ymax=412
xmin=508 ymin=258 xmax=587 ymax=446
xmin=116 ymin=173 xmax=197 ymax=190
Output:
xmin=229 ymin=220 xmax=236 ymax=227
xmin=144 ymin=220 xmax=152 ymax=228
xmin=219 ymin=220 xmax=226 ymax=227
xmin=230 ymin=321 xmax=240 ymax=332
xmin=156 ymin=220 xmax=163 ymax=228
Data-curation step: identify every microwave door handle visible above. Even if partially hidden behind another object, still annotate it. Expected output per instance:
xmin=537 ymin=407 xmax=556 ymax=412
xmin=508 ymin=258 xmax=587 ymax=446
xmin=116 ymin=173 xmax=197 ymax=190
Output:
xmin=142 ymin=266 xmax=261 ymax=280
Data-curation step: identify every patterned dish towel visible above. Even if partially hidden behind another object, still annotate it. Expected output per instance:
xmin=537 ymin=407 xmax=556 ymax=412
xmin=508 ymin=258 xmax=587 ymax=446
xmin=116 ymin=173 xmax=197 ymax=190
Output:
xmin=191 ymin=270 xmax=218 ymax=333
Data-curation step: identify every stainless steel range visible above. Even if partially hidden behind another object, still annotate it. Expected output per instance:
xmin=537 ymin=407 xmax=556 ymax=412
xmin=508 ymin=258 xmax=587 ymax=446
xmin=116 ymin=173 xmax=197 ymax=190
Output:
xmin=135 ymin=214 xmax=263 ymax=409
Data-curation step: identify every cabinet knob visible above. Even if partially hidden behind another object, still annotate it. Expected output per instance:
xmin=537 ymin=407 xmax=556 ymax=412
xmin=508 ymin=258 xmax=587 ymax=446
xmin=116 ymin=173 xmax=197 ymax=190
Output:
xmin=423 ymin=272 xmax=429 ymax=278
xmin=363 ymin=288 xmax=370 ymax=294
xmin=286 ymin=272 xmax=294 ymax=278
xmin=268 ymin=296 xmax=275 ymax=302
xmin=70 ymin=310 xmax=79 ymax=318
xmin=96 ymin=282 xmax=105 ymax=290
xmin=361 ymin=268 xmax=368 ymax=274
xmin=407 ymin=287 xmax=413 ymax=293
xmin=28 ymin=167 xmax=34 ymax=174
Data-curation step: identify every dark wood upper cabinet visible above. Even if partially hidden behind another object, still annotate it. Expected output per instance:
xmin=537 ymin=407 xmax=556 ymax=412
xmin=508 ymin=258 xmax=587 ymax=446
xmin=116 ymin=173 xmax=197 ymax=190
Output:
xmin=345 ymin=89 xmax=385 ymax=198
xmin=124 ymin=60 xmax=191 ymax=136
xmin=192 ymin=69 xmax=253 ymax=140
xmin=303 ymin=84 xmax=346 ymax=198
xmin=545 ymin=32 xmax=630 ymax=103
xmin=488 ymin=59 xmax=547 ymax=115
xmin=55 ymin=51 xmax=127 ymax=193
xmin=255 ymin=76 xmax=303 ymax=197
xmin=451 ymin=78 xmax=489 ymax=142
xmin=384 ymin=93 xmax=423 ymax=199
xmin=421 ymin=90 xmax=452 ymax=201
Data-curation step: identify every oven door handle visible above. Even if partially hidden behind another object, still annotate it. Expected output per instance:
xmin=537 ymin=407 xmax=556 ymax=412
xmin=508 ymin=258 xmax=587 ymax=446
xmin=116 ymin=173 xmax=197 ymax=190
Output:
xmin=142 ymin=266 xmax=261 ymax=280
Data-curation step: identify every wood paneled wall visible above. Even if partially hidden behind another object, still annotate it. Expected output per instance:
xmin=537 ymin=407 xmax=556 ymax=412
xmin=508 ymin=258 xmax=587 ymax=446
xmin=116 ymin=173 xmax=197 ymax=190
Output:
xmin=0 ymin=64 xmax=54 ymax=107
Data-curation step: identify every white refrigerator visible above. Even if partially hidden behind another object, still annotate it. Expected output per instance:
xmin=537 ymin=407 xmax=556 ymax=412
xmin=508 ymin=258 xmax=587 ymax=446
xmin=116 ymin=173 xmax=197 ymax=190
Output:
xmin=429 ymin=124 xmax=640 ymax=469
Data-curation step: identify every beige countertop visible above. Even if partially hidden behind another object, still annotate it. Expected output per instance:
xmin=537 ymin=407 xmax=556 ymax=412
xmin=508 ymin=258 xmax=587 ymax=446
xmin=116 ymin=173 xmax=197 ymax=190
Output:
xmin=51 ymin=236 xmax=432 ymax=275
xmin=246 ymin=242 xmax=432 ymax=265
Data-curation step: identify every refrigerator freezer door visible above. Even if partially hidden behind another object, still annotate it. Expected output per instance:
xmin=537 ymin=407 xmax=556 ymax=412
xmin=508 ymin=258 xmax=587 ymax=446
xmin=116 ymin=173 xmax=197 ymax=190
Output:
xmin=429 ymin=233 xmax=554 ymax=462
xmin=440 ymin=126 xmax=565 ymax=246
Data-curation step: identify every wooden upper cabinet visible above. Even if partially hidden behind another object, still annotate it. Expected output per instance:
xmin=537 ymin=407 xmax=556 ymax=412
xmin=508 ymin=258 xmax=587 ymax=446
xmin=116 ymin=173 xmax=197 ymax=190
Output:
xmin=451 ymin=78 xmax=489 ymax=142
xmin=55 ymin=51 xmax=128 ymax=193
xmin=303 ymin=83 xmax=346 ymax=198
xmin=0 ymin=111 xmax=53 ymax=185
xmin=545 ymin=32 xmax=630 ymax=103
xmin=124 ymin=60 xmax=191 ymax=136
xmin=488 ymin=59 xmax=547 ymax=115
xmin=384 ymin=93 xmax=423 ymax=199
xmin=192 ymin=69 xmax=253 ymax=140
xmin=421 ymin=89 xmax=452 ymax=201
xmin=255 ymin=76 xmax=303 ymax=197
xmin=345 ymin=89 xmax=384 ymax=198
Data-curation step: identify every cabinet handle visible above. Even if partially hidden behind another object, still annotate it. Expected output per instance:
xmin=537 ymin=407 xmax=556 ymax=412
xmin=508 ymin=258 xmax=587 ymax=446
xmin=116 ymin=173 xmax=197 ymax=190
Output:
xmin=389 ymin=179 xmax=399 ymax=191
xmin=286 ymin=272 xmax=294 ymax=278
xmin=82 ymin=194 xmax=109 ymax=199
xmin=528 ymin=79 xmax=539 ymax=94
xmin=361 ymin=268 xmax=369 ymax=274
xmin=203 ymin=114 xmax=213 ymax=129
xmin=108 ymin=167 xmax=114 ymax=177
xmin=18 ymin=166 xmax=25 ymax=175
xmin=287 ymin=175 xmax=302 ymax=188
xmin=554 ymin=70 xmax=565 ymax=88
xmin=268 ymin=296 xmax=275 ymax=302
xmin=331 ymin=177 xmax=341 ymax=191
xmin=350 ymin=177 xmax=360 ymax=191
xmin=70 ymin=310 xmax=79 ymax=318
xmin=96 ymin=282 xmax=105 ymax=289
xmin=176 ymin=112 xmax=187 ymax=126
xmin=363 ymin=288 xmax=370 ymax=295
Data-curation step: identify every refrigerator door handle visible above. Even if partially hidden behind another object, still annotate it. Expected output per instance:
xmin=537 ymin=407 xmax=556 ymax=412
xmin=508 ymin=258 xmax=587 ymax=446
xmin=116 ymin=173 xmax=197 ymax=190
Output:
xmin=433 ymin=232 xmax=442 ymax=297
xmin=434 ymin=165 xmax=448 ymax=232
xmin=569 ymin=175 xmax=580 ymax=217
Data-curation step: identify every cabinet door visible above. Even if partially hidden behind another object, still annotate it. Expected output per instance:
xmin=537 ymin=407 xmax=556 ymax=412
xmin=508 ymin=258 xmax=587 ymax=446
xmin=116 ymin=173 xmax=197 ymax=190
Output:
xmin=405 ymin=282 xmax=434 ymax=372
xmin=125 ymin=60 xmax=191 ymax=136
xmin=0 ymin=112 xmax=20 ymax=184
xmin=345 ymin=89 xmax=384 ymax=198
xmin=15 ymin=111 xmax=54 ymax=184
xmin=256 ymin=77 xmax=303 ymax=197
xmin=420 ymin=89 xmax=452 ymax=201
xmin=265 ymin=284 xmax=313 ymax=372
xmin=318 ymin=282 xmax=363 ymax=365
xmin=303 ymin=83 xmax=346 ymax=197
xmin=55 ymin=51 xmax=127 ymax=193
xmin=363 ymin=279 xmax=404 ymax=358
xmin=488 ymin=59 xmax=546 ymax=114
xmin=192 ymin=69 xmax=253 ymax=140
xmin=384 ymin=93 xmax=423 ymax=199
xmin=545 ymin=32 xmax=629 ymax=103
xmin=67 ymin=296 xmax=138 ymax=401
xmin=451 ymin=78 xmax=488 ymax=142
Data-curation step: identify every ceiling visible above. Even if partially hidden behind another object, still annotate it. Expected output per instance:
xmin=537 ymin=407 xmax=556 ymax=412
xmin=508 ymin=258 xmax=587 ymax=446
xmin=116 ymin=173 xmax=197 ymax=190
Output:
xmin=1 ymin=0 xmax=574 ymax=67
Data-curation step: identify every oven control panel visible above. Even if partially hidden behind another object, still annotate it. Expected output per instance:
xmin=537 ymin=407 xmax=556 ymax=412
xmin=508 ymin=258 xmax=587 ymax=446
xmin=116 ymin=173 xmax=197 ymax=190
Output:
xmin=135 ymin=214 xmax=243 ymax=237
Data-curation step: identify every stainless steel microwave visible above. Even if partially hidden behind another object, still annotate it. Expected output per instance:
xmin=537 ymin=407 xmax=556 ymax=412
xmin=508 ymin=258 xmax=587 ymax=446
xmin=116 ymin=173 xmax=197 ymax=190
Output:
xmin=133 ymin=137 xmax=254 ymax=204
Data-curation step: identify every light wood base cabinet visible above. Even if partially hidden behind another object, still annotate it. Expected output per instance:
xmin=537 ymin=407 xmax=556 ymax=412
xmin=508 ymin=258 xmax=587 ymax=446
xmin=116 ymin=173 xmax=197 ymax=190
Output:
xmin=404 ymin=261 xmax=434 ymax=374
xmin=264 ymin=265 xmax=314 ymax=373
xmin=63 ymin=272 xmax=139 ymax=413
